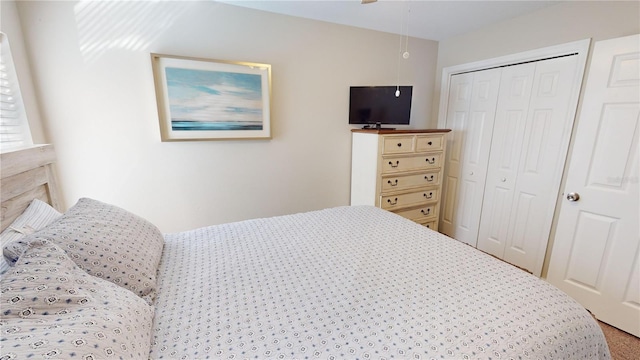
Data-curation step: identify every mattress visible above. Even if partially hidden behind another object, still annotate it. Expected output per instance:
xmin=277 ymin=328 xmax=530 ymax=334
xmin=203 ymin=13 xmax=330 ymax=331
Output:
xmin=149 ymin=205 xmax=610 ymax=359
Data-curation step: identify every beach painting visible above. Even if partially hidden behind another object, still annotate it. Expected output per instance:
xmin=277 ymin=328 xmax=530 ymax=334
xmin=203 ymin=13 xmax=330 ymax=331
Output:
xmin=151 ymin=54 xmax=271 ymax=141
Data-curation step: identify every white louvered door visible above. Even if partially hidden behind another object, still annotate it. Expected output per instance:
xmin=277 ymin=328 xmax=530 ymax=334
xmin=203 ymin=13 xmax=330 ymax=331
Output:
xmin=477 ymin=55 xmax=581 ymax=275
xmin=547 ymin=34 xmax=640 ymax=337
xmin=440 ymin=69 xmax=501 ymax=246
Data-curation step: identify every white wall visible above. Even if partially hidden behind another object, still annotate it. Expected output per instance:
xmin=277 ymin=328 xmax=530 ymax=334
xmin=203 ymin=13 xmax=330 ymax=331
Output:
xmin=15 ymin=1 xmax=438 ymax=232
xmin=432 ymin=1 xmax=640 ymax=126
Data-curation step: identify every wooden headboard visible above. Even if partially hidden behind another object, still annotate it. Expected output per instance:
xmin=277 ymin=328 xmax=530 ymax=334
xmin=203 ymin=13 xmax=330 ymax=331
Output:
xmin=1 ymin=144 xmax=62 ymax=232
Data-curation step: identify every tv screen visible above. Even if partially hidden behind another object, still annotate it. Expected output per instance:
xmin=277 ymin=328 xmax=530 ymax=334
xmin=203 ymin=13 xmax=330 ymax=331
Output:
xmin=349 ymin=86 xmax=412 ymax=127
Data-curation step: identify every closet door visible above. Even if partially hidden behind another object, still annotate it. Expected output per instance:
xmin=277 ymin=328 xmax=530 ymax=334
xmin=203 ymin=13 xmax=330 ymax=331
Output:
xmin=440 ymin=69 xmax=501 ymax=246
xmin=475 ymin=63 xmax=536 ymax=257
xmin=503 ymin=55 xmax=580 ymax=274
xmin=477 ymin=55 xmax=581 ymax=275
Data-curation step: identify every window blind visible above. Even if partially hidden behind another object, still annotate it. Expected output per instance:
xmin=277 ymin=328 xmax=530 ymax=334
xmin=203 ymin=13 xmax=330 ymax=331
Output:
xmin=0 ymin=32 xmax=32 ymax=151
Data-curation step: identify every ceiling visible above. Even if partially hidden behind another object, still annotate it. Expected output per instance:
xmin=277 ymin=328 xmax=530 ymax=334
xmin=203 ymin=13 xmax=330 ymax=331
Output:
xmin=217 ymin=0 xmax=560 ymax=41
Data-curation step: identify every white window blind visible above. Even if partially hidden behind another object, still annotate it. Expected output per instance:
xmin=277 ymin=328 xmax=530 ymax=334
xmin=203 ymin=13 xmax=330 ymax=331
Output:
xmin=0 ymin=32 xmax=32 ymax=151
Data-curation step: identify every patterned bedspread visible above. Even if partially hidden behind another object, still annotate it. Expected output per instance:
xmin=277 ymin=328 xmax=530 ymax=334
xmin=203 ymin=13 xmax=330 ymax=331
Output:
xmin=150 ymin=206 xmax=610 ymax=359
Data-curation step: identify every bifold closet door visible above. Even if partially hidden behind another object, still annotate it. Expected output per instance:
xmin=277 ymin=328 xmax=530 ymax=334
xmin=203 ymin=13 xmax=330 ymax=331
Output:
xmin=474 ymin=63 xmax=536 ymax=256
xmin=477 ymin=55 xmax=580 ymax=275
xmin=440 ymin=69 xmax=501 ymax=246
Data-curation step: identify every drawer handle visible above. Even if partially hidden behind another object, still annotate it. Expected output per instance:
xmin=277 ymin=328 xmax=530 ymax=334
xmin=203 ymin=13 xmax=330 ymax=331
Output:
xmin=426 ymin=224 xmax=431 ymax=228
xmin=424 ymin=175 xmax=434 ymax=182
xmin=389 ymin=161 xmax=400 ymax=168
xmin=425 ymin=157 xmax=436 ymax=164
xmin=388 ymin=179 xmax=398 ymax=187
xmin=387 ymin=198 xmax=398 ymax=205
xmin=397 ymin=143 xmax=402 ymax=147
xmin=423 ymin=192 xmax=434 ymax=199
xmin=428 ymin=141 xmax=432 ymax=146
xmin=421 ymin=208 xmax=431 ymax=215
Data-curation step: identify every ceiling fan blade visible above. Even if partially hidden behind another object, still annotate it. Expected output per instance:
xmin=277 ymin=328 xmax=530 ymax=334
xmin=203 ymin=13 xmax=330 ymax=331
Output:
xmin=361 ymin=0 xmax=377 ymax=4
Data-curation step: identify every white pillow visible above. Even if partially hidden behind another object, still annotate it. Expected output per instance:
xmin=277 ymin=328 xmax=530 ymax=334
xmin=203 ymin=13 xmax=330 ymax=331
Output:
xmin=0 ymin=199 xmax=62 ymax=273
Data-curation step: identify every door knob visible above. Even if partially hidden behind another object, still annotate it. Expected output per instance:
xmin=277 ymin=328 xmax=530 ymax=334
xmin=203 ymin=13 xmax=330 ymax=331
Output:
xmin=566 ymin=192 xmax=580 ymax=202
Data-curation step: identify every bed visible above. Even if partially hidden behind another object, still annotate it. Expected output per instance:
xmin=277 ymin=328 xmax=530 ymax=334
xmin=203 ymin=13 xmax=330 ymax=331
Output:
xmin=1 ymin=145 xmax=611 ymax=359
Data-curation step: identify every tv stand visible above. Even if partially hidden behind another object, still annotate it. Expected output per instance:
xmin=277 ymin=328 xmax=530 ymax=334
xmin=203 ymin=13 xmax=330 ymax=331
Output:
xmin=362 ymin=123 xmax=395 ymax=130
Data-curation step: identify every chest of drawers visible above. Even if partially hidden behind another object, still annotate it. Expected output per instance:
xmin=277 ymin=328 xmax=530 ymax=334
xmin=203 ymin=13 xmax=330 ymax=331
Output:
xmin=350 ymin=129 xmax=450 ymax=230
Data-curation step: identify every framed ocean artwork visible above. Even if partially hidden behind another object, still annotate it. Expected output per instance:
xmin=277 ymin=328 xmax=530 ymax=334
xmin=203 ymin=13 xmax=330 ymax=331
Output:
xmin=151 ymin=53 xmax=271 ymax=141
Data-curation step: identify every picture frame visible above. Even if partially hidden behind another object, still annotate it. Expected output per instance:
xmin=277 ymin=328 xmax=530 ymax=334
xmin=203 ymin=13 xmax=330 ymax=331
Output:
xmin=151 ymin=53 xmax=271 ymax=141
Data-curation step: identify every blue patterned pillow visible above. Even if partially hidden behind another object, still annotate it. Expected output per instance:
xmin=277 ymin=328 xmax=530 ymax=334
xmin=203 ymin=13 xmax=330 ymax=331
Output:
xmin=0 ymin=239 xmax=153 ymax=359
xmin=3 ymin=198 xmax=164 ymax=303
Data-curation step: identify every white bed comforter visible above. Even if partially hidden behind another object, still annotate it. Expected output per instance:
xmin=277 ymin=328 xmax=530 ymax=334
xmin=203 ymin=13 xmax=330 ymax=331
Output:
xmin=150 ymin=206 xmax=610 ymax=359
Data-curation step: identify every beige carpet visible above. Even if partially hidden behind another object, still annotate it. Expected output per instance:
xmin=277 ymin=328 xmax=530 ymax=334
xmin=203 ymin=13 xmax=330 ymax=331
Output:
xmin=598 ymin=321 xmax=640 ymax=360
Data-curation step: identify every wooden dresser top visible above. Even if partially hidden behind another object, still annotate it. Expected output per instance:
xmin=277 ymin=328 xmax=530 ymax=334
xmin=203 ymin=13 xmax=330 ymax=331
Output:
xmin=351 ymin=128 xmax=451 ymax=134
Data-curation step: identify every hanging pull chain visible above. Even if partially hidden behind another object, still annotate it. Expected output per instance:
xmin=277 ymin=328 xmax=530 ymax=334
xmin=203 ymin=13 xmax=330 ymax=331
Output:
xmin=396 ymin=2 xmax=410 ymax=97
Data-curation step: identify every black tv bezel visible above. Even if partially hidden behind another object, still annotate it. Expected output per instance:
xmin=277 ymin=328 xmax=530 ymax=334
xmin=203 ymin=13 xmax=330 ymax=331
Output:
xmin=348 ymin=85 xmax=413 ymax=129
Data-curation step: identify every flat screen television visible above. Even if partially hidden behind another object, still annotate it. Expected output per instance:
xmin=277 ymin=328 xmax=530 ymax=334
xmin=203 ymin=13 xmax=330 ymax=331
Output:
xmin=349 ymin=86 xmax=412 ymax=129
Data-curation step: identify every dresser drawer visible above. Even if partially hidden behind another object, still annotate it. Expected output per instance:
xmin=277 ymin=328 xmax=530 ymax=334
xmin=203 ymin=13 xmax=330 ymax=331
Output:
xmin=382 ymin=154 xmax=442 ymax=174
xmin=416 ymin=134 xmax=444 ymax=152
xmin=420 ymin=220 xmax=438 ymax=231
xmin=381 ymin=170 xmax=440 ymax=192
xmin=392 ymin=203 xmax=438 ymax=221
xmin=381 ymin=188 xmax=439 ymax=210
xmin=382 ymin=136 xmax=414 ymax=154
